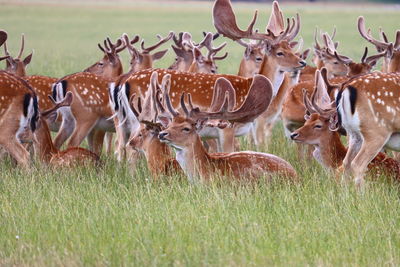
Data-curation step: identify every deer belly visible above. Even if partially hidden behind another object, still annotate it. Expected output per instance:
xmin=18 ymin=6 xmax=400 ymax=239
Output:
xmin=95 ymin=118 xmax=115 ymax=132
xmin=385 ymin=133 xmax=400 ymax=151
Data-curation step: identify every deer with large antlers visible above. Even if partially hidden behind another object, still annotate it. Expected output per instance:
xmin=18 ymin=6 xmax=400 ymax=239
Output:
xmin=290 ymin=70 xmax=400 ymax=181
xmin=33 ymin=92 xmax=100 ymax=167
xmin=128 ymin=72 xmax=182 ymax=177
xmin=156 ymin=73 xmax=297 ymax=182
xmin=115 ymin=0 xmax=305 ymax=158
xmin=357 ymin=16 xmax=400 ymax=73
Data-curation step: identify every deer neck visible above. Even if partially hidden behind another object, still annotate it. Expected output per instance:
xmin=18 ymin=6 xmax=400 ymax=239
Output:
xmin=145 ymin=137 xmax=174 ymax=176
xmin=388 ymin=55 xmax=400 ymax=73
xmin=174 ymin=135 xmax=210 ymax=182
xmin=34 ymin=119 xmax=58 ymax=163
xmin=258 ymin=56 xmax=285 ymax=96
xmin=314 ymin=131 xmax=347 ymax=170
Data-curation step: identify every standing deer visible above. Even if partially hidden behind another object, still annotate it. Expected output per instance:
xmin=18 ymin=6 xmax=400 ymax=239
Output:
xmin=156 ymin=73 xmax=297 ymax=182
xmin=0 ymin=70 xmax=38 ymax=167
xmin=115 ymin=0 xmax=305 ymax=158
xmin=290 ymin=70 xmax=400 ymax=181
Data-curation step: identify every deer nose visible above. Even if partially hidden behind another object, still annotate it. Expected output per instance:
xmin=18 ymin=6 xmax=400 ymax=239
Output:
xmin=299 ymin=60 xmax=306 ymax=67
xmin=158 ymin=132 xmax=169 ymax=140
xmin=290 ymin=132 xmax=299 ymax=140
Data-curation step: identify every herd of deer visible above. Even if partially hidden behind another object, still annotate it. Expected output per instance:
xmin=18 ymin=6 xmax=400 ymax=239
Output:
xmin=2 ymin=0 xmax=400 ymax=188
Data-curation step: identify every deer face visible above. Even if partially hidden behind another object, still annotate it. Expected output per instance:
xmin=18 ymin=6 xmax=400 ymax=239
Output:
xmin=129 ymin=124 xmax=160 ymax=153
xmin=290 ymin=113 xmax=329 ymax=145
xmin=168 ymin=46 xmax=193 ymax=71
xmin=320 ymin=54 xmax=348 ymax=78
xmin=85 ymin=54 xmax=123 ymax=80
xmin=267 ymin=41 xmax=306 ymax=72
xmin=5 ymin=55 xmax=32 ymax=77
xmin=158 ymin=116 xmax=198 ymax=149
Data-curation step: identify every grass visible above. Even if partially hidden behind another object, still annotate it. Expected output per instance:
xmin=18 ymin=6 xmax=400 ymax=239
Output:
xmin=1 ymin=1 xmax=400 ymax=266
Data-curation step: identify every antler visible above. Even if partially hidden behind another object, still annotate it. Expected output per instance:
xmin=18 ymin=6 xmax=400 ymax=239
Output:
xmin=98 ymin=36 xmax=126 ymax=55
xmin=212 ymin=0 xmax=271 ymax=41
xmin=16 ymin=34 xmax=25 ymax=59
xmin=180 ymin=75 xmax=273 ymax=123
xmin=43 ymin=91 xmax=73 ymax=117
xmin=358 ymin=16 xmax=390 ymax=50
xmin=266 ymin=1 xmax=285 ymax=36
xmin=141 ymin=31 xmax=173 ymax=53
xmin=0 ymin=30 xmax=7 ymax=47
xmin=122 ymin=33 xmax=141 ymax=58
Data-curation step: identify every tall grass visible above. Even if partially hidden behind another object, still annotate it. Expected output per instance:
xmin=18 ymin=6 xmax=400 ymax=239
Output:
xmin=0 ymin=1 xmax=400 ymax=265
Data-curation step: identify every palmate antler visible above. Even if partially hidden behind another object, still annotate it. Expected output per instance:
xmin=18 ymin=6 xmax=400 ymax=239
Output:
xmin=213 ymin=0 xmax=300 ymax=44
xmin=178 ymin=75 xmax=273 ymax=124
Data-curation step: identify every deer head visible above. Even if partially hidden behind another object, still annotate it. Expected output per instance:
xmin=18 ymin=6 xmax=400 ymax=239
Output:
xmin=124 ymin=32 xmax=173 ymax=73
xmin=157 ymin=73 xmax=273 ymax=149
xmin=290 ymin=69 xmax=337 ymax=144
xmin=84 ymin=36 xmax=126 ymax=80
xmin=168 ymin=32 xmax=194 ymax=71
xmin=1 ymin=34 xmax=33 ymax=77
xmin=237 ymin=39 xmax=266 ymax=77
xmin=212 ymin=0 xmax=305 ymax=73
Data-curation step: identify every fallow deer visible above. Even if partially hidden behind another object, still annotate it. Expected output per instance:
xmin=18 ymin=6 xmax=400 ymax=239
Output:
xmin=290 ymin=70 xmax=400 ymax=181
xmin=33 ymin=92 xmax=100 ymax=167
xmin=156 ymin=73 xmax=297 ymax=182
xmin=128 ymin=72 xmax=182 ymax=177
xmin=115 ymin=0 xmax=305 ymax=157
xmin=357 ymin=16 xmax=400 ymax=73
xmin=0 ymin=70 xmax=38 ymax=167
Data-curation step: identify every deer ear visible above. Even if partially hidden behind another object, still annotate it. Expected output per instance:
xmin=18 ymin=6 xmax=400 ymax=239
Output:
xmin=43 ymin=110 xmax=58 ymax=124
xmin=23 ymin=52 xmax=33 ymax=66
xmin=152 ymin=49 xmax=168 ymax=61
xmin=157 ymin=114 xmax=170 ymax=128
xmin=304 ymin=114 xmax=310 ymax=121
xmin=244 ymin=47 xmax=251 ymax=59
xmin=195 ymin=119 xmax=206 ymax=131
xmin=193 ymin=47 xmax=203 ymax=63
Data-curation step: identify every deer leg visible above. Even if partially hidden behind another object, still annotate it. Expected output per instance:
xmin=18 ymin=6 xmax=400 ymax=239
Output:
xmin=54 ymin=108 xmax=75 ymax=149
xmin=67 ymin=115 xmax=99 ymax=149
xmin=104 ymin=133 xmax=114 ymax=155
xmin=87 ymin=129 xmax=106 ymax=155
xmin=220 ymin=127 xmax=235 ymax=153
xmin=350 ymin=133 xmax=390 ymax=188
xmin=342 ymin=132 xmax=363 ymax=178
xmin=0 ymin=139 xmax=30 ymax=168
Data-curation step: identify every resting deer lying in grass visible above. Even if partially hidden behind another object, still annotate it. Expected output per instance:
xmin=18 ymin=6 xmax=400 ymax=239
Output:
xmin=156 ymin=73 xmax=297 ymax=182
xmin=128 ymin=72 xmax=182 ymax=177
xmin=34 ymin=92 xmax=100 ymax=167
xmin=290 ymin=70 xmax=400 ymax=181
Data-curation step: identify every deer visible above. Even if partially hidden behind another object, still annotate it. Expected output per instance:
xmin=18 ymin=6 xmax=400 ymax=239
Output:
xmin=33 ymin=91 xmax=100 ymax=167
xmin=54 ymin=33 xmax=174 ymax=155
xmin=357 ymin=16 xmax=400 ymax=73
xmin=114 ymin=0 xmax=305 ymax=158
xmin=127 ymin=72 xmax=182 ymax=177
xmin=156 ymin=73 xmax=297 ymax=182
xmin=0 ymin=70 xmax=38 ymax=168
xmin=290 ymin=70 xmax=400 ymax=181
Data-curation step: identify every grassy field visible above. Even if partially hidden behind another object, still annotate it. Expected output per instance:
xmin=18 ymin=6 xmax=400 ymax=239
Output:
xmin=1 ymin=1 xmax=400 ymax=266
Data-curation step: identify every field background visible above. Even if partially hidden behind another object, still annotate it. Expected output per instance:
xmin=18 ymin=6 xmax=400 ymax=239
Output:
xmin=1 ymin=1 xmax=400 ymax=266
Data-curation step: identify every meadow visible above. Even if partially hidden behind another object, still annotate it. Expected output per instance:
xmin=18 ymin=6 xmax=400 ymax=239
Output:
xmin=1 ymin=1 xmax=400 ymax=265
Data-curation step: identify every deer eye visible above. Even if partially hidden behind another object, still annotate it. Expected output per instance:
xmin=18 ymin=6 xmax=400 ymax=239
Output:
xmin=277 ymin=52 xmax=284 ymax=57
xmin=333 ymin=61 xmax=339 ymax=65
xmin=314 ymin=125 xmax=322 ymax=129
xmin=175 ymin=57 xmax=179 ymax=61
xmin=182 ymin=127 xmax=190 ymax=132
xmin=98 ymin=62 xmax=104 ymax=66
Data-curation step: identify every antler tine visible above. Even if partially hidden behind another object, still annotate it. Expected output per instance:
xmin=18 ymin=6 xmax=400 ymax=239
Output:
xmin=180 ymin=93 xmax=190 ymax=117
xmin=122 ymin=33 xmax=140 ymax=58
xmin=266 ymin=0 xmax=285 ymax=36
xmin=17 ymin=34 xmax=25 ymax=59
xmin=361 ymin=47 xmax=368 ymax=63
xmin=3 ymin=40 xmax=10 ymax=56
xmin=314 ymin=28 xmax=321 ymax=50
xmin=311 ymin=70 xmax=333 ymax=114
xmin=331 ymin=27 xmax=337 ymax=40
xmin=0 ymin=30 xmax=7 ymax=47
xmin=302 ymin=88 xmax=317 ymax=115
xmin=195 ymin=32 xmax=213 ymax=49
xmin=173 ymin=32 xmax=184 ymax=47
xmin=358 ymin=16 xmax=389 ymax=49
xmin=283 ymin=13 xmax=301 ymax=42
xmin=42 ymin=91 xmax=73 ymax=117
xmin=0 ymin=55 xmax=9 ymax=61
xmin=212 ymin=52 xmax=228 ymax=61
xmin=322 ymin=33 xmax=336 ymax=54
xmin=181 ymin=32 xmax=194 ymax=50
xmin=394 ymin=30 xmax=400 ymax=49
xmin=236 ymin=39 xmax=249 ymax=48
xmin=333 ymin=51 xmax=352 ymax=64
xmin=161 ymin=74 xmax=179 ymax=117
xmin=141 ymin=31 xmax=174 ymax=53
xmin=213 ymin=0 xmax=273 ymax=41
xmin=364 ymin=47 xmax=389 ymax=65
xmin=114 ymin=37 xmax=127 ymax=53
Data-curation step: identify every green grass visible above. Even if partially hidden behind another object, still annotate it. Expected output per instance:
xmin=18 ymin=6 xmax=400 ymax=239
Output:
xmin=1 ymin=1 xmax=400 ymax=266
